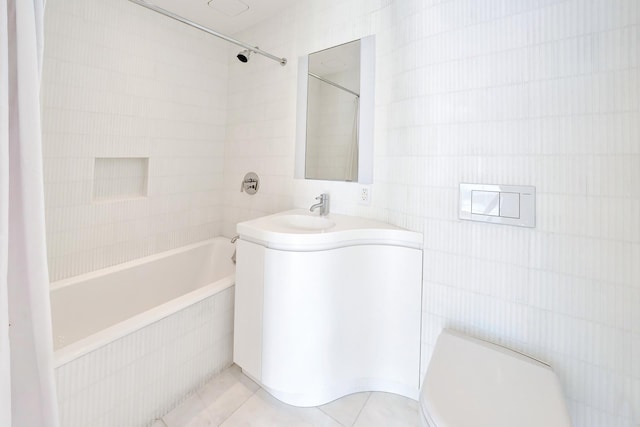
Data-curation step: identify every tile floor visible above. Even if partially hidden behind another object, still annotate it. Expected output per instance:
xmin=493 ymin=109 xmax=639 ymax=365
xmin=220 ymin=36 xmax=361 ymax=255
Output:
xmin=151 ymin=365 xmax=420 ymax=427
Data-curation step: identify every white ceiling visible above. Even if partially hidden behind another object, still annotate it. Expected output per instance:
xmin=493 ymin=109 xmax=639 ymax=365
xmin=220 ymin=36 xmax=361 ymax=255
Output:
xmin=145 ymin=0 xmax=297 ymax=35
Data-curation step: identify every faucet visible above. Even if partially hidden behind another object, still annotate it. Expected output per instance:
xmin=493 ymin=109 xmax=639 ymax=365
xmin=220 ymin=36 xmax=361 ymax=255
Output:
xmin=309 ymin=193 xmax=330 ymax=216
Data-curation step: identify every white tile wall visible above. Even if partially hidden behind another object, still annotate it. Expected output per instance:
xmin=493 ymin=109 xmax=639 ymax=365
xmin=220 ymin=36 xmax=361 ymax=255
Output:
xmin=55 ymin=287 xmax=234 ymax=427
xmin=223 ymin=1 xmax=640 ymax=426
xmin=42 ymin=0 xmax=228 ymax=280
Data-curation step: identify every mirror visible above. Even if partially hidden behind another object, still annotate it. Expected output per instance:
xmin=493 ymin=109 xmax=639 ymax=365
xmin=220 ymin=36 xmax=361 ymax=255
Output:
xmin=295 ymin=36 xmax=374 ymax=184
xmin=306 ymin=40 xmax=360 ymax=181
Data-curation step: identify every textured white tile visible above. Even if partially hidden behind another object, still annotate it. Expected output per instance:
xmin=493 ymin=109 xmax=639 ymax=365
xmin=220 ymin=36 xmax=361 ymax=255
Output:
xmin=55 ymin=288 xmax=234 ymax=427
xmin=42 ymin=0 xmax=227 ymax=280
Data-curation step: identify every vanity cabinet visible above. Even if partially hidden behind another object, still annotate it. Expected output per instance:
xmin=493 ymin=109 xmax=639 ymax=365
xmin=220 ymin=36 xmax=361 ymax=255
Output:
xmin=233 ymin=210 xmax=423 ymax=406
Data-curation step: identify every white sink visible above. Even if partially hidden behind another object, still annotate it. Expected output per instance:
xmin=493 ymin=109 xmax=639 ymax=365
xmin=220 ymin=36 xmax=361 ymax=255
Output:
xmin=236 ymin=209 xmax=422 ymax=251
xmin=276 ymin=214 xmax=336 ymax=230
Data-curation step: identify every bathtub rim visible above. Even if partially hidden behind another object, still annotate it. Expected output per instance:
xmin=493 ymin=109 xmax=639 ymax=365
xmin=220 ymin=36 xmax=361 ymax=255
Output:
xmin=52 ymin=238 xmax=235 ymax=368
xmin=50 ymin=238 xmax=229 ymax=292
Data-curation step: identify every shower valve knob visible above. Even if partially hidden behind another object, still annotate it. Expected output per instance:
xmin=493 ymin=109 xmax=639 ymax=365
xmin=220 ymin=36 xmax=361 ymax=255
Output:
xmin=240 ymin=172 xmax=259 ymax=195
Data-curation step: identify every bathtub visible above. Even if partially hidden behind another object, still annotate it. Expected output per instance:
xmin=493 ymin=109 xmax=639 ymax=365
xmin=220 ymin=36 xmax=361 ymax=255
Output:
xmin=51 ymin=238 xmax=235 ymax=427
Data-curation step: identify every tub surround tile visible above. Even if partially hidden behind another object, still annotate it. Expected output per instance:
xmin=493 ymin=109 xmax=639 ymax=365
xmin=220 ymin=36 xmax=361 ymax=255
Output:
xmin=318 ymin=392 xmax=371 ymax=426
xmin=56 ymin=288 xmax=234 ymax=427
xmin=42 ymin=0 xmax=227 ymax=281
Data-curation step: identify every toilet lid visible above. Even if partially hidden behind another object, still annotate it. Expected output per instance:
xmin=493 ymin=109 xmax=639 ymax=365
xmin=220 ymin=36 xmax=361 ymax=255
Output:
xmin=421 ymin=330 xmax=571 ymax=427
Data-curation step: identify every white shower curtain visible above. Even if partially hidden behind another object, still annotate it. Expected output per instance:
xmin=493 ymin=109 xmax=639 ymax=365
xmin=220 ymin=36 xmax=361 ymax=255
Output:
xmin=1 ymin=1 xmax=60 ymax=426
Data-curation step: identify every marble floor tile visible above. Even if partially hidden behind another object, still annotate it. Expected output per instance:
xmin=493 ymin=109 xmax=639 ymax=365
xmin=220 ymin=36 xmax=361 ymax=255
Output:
xmin=318 ymin=392 xmax=370 ymax=426
xmin=219 ymin=389 xmax=342 ymax=427
xmin=197 ymin=365 xmax=260 ymax=425
xmin=163 ymin=393 xmax=213 ymax=427
xmin=353 ymin=392 xmax=420 ymax=427
xmin=161 ymin=365 xmax=420 ymax=427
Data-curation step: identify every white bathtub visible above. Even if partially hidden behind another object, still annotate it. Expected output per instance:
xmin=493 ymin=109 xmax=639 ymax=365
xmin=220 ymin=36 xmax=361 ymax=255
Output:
xmin=52 ymin=238 xmax=236 ymax=427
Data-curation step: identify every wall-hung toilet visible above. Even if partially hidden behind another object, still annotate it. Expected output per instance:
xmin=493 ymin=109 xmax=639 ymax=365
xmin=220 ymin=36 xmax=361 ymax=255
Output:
xmin=419 ymin=329 xmax=572 ymax=427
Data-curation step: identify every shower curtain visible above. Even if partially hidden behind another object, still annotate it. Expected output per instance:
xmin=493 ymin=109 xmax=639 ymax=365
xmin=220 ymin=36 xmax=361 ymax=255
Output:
xmin=1 ymin=0 xmax=60 ymax=426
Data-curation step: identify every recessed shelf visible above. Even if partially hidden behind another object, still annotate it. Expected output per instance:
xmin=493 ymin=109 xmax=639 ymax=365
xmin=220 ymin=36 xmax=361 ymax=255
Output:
xmin=93 ymin=157 xmax=149 ymax=202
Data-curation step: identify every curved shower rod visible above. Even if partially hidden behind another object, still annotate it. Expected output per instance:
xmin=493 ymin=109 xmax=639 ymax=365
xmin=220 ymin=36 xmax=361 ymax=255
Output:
xmin=128 ymin=0 xmax=287 ymax=66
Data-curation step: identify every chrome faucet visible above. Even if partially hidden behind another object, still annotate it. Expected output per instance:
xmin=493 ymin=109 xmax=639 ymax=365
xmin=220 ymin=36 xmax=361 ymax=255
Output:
xmin=309 ymin=193 xmax=330 ymax=216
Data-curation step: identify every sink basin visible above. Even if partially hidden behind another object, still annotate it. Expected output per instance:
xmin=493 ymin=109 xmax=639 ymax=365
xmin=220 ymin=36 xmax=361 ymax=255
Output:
xmin=276 ymin=214 xmax=335 ymax=230
xmin=236 ymin=209 xmax=423 ymax=251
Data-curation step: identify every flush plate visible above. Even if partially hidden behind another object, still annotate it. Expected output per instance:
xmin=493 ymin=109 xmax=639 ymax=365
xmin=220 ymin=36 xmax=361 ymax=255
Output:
xmin=459 ymin=183 xmax=535 ymax=228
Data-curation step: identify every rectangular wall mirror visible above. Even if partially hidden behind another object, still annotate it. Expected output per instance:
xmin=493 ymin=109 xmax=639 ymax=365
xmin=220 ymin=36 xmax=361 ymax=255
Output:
xmin=295 ymin=36 xmax=375 ymax=184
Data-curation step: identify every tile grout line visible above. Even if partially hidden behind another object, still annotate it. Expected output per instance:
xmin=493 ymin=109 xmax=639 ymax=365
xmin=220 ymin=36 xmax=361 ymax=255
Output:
xmin=216 ymin=386 xmax=261 ymax=427
xmin=317 ymin=406 xmax=349 ymax=427
xmin=350 ymin=392 xmax=373 ymax=427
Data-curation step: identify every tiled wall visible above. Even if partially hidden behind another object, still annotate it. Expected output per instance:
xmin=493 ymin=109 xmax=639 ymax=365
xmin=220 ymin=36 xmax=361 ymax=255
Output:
xmin=56 ymin=287 xmax=234 ymax=427
xmin=223 ymin=1 xmax=640 ymax=425
xmin=42 ymin=0 xmax=228 ymax=280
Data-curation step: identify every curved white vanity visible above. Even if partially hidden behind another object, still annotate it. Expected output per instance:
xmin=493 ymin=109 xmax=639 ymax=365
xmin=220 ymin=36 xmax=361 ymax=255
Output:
xmin=233 ymin=209 xmax=423 ymax=407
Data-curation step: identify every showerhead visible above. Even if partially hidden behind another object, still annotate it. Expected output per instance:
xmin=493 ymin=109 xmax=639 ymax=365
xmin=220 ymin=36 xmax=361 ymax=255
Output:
xmin=237 ymin=49 xmax=251 ymax=63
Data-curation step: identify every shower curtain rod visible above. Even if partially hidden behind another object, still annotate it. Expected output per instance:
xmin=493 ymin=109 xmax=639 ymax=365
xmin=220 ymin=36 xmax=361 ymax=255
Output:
xmin=309 ymin=72 xmax=360 ymax=98
xmin=128 ymin=0 xmax=287 ymax=66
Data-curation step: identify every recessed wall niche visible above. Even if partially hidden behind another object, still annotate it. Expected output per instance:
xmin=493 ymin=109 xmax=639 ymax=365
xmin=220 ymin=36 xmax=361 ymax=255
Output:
xmin=93 ymin=157 xmax=149 ymax=202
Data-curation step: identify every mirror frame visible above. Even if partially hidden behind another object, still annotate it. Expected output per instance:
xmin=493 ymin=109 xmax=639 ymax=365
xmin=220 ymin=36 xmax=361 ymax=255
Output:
xmin=295 ymin=35 xmax=375 ymax=184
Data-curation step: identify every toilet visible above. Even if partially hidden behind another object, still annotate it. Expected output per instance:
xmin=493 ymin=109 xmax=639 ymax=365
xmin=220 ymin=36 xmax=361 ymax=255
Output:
xmin=419 ymin=329 xmax=572 ymax=427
